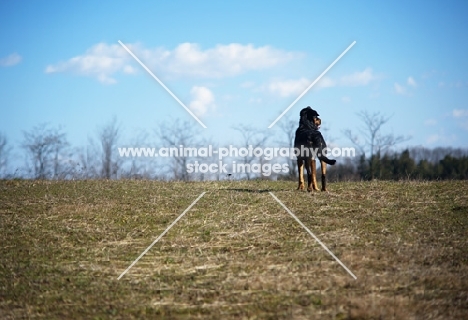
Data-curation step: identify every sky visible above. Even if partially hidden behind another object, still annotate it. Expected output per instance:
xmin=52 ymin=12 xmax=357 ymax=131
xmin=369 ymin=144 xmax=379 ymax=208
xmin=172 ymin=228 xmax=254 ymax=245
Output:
xmin=1 ymin=0 xmax=468 ymax=165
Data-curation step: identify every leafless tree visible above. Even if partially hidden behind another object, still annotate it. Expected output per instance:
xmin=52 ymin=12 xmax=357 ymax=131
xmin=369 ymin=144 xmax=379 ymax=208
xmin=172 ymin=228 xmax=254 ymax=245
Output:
xmin=0 ymin=132 xmax=10 ymax=178
xmin=343 ymin=110 xmax=410 ymax=179
xmin=232 ymin=124 xmax=269 ymax=180
xmin=21 ymin=123 xmax=69 ymax=179
xmin=99 ymin=117 xmax=120 ymax=179
xmin=58 ymin=146 xmax=83 ymax=179
xmin=51 ymin=129 xmax=69 ymax=178
xmin=75 ymin=138 xmax=103 ymax=179
xmin=409 ymin=146 xmax=468 ymax=165
xmin=119 ymin=129 xmax=163 ymax=180
xmin=278 ymin=116 xmax=297 ymax=178
xmin=156 ymin=119 xmax=205 ymax=181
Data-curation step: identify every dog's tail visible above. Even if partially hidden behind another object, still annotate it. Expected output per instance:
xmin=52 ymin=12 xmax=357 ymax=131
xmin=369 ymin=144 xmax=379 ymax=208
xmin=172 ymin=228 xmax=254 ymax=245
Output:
xmin=319 ymin=155 xmax=336 ymax=165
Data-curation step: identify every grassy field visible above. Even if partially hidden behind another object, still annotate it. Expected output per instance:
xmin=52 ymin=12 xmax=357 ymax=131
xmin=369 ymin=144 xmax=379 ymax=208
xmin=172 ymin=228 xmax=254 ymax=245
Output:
xmin=1 ymin=179 xmax=467 ymax=319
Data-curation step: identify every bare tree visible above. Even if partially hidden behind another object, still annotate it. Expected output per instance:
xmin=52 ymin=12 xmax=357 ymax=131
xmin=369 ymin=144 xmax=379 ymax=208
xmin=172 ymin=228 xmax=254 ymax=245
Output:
xmin=119 ymin=129 xmax=163 ymax=180
xmin=278 ymin=116 xmax=297 ymax=178
xmin=58 ymin=146 xmax=83 ymax=180
xmin=51 ymin=128 xmax=69 ymax=178
xmin=156 ymin=119 xmax=204 ymax=181
xmin=0 ymin=132 xmax=10 ymax=178
xmin=75 ymin=137 xmax=102 ymax=179
xmin=344 ymin=110 xmax=410 ymax=179
xmin=22 ymin=124 xmax=69 ymax=179
xmin=99 ymin=117 xmax=120 ymax=179
xmin=232 ymin=124 xmax=269 ymax=180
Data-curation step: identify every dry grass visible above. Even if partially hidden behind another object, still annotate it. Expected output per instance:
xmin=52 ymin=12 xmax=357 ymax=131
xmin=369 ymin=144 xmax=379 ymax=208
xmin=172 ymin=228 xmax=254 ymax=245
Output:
xmin=0 ymin=179 xmax=467 ymax=319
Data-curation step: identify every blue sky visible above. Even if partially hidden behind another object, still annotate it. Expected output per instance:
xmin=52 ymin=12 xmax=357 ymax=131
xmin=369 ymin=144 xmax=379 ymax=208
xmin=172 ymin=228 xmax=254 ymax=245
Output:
xmin=1 ymin=0 xmax=468 ymax=158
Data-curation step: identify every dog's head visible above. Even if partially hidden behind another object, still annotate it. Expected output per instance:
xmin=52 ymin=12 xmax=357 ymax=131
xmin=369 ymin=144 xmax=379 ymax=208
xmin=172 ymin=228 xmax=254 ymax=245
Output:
xmin=300 ymin=106 xmax=321 ymax=129
xmin=313 ymin=117 xmax=321 ymax=129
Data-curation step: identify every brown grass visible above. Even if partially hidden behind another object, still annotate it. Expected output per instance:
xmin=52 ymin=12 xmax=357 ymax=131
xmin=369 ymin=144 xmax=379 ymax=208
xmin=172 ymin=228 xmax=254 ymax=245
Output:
xmin=0 ymin=179 xmax=467 ymax=319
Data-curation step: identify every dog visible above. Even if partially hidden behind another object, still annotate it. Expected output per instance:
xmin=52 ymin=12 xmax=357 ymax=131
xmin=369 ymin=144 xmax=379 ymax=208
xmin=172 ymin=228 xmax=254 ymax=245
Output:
xmin=294 ymin=106 xmax=336 ymax=192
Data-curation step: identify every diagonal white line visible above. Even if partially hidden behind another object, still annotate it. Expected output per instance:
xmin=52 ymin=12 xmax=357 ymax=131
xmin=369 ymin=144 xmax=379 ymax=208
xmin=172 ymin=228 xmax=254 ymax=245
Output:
xmin=268 ymin=41 xmax=356 ymax=129
xmin=117 ymin=192 xmax=206 ymax=280
xmin=118 ymin=40 xmax=207 ymax=129
xmin=269 ymin=192 xmax=357 ymax=280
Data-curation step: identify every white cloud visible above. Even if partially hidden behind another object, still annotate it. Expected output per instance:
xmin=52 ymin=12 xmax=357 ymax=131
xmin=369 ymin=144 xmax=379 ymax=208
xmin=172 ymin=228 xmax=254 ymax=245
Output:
xmin=123 ymin=65 xmax=136 ymax=74
xmin=407 ymin=76 xmax=417 ymax=87
xmin=394 ymin=82 xmax=406 ymax=95
xmin=45 ymin=42 xmax=300 ymax=83
xmin=453 ymin=109 xmax=468 ymax=118
xmin=142 ymin=42 xmax=299 ymax=78
xmin=339 ymin=67 xmax=377 ymax=86
xmin=424 ymin=119 xmax=437 ymax=126
xmin=426 ymin=134 xmax=440 ymax=144
xmin=45 ymin=43 xmax=132 ymax=84
xmin=248 ymin=97 xmax=262 ymax=104
xmin=437 ymin=81 xmax=465 ymax=89
xmin=240 ymin=81 xmax=256 ymax=88
xmin=263 ymin=68 xmax=378 ymax=97
xmin=0 ymin=53 xmax=22 ymax=67
xmin=317 ymin=76 xmax=336 ymax=88
xmin=426 ymin=131 xmax=457 ymax=145
xmin=267 ymin=77 xmax=310 ymax=97
xmin=394 ymin=76 xmax=418 ymax=95
xmin=188 ymin=86 xmax=215 ymax=116
xmin=452 ymin=109 xmax=468 ymax=130
xmin=369 ymin=92 xmax=381 ymax=99
xmin=422 ymin=69 xmax=437 ymax=79
xmin=341 ymin=96 xmax=351 ymax=103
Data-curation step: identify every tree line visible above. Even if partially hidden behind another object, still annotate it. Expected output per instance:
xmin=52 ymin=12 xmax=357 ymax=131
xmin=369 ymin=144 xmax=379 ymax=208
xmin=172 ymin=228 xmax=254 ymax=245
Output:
xmin=0 ymin=118 xmax=270 ymax=180
xmin=327 ymin=148 xmax=468 ymax=182
xmin=331 ymin=110 xmax=468 ymax=181
xmin=1 ymin=110 xmax=467 ymax=181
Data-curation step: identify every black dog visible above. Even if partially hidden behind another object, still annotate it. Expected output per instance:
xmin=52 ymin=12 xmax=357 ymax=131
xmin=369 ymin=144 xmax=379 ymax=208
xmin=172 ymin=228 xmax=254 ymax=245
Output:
xmin=294 ymin=106 xmax=336 ymax=192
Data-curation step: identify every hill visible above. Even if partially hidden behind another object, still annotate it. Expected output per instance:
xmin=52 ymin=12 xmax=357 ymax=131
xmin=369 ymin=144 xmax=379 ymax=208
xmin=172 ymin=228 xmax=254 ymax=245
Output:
xmin=1 ymin=180 xmax=467 ymax=319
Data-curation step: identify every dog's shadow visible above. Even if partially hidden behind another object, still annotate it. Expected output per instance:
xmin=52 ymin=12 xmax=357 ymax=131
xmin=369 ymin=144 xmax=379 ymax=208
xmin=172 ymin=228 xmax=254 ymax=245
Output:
xmin=220 ymin=188 xmax=290 ymax=193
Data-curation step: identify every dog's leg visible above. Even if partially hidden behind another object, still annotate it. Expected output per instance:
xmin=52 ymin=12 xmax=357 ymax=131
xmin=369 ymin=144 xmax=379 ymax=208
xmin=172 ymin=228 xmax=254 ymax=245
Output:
xmin=320 ymin=160 xmax=328 ymax=192
xmin=305 ymin=158 xmax=314 ymax=192
xmin=311 ymin=158 xmax=319 ymax=191
xmin=297 ymin=158 xmax=304 ymax=190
